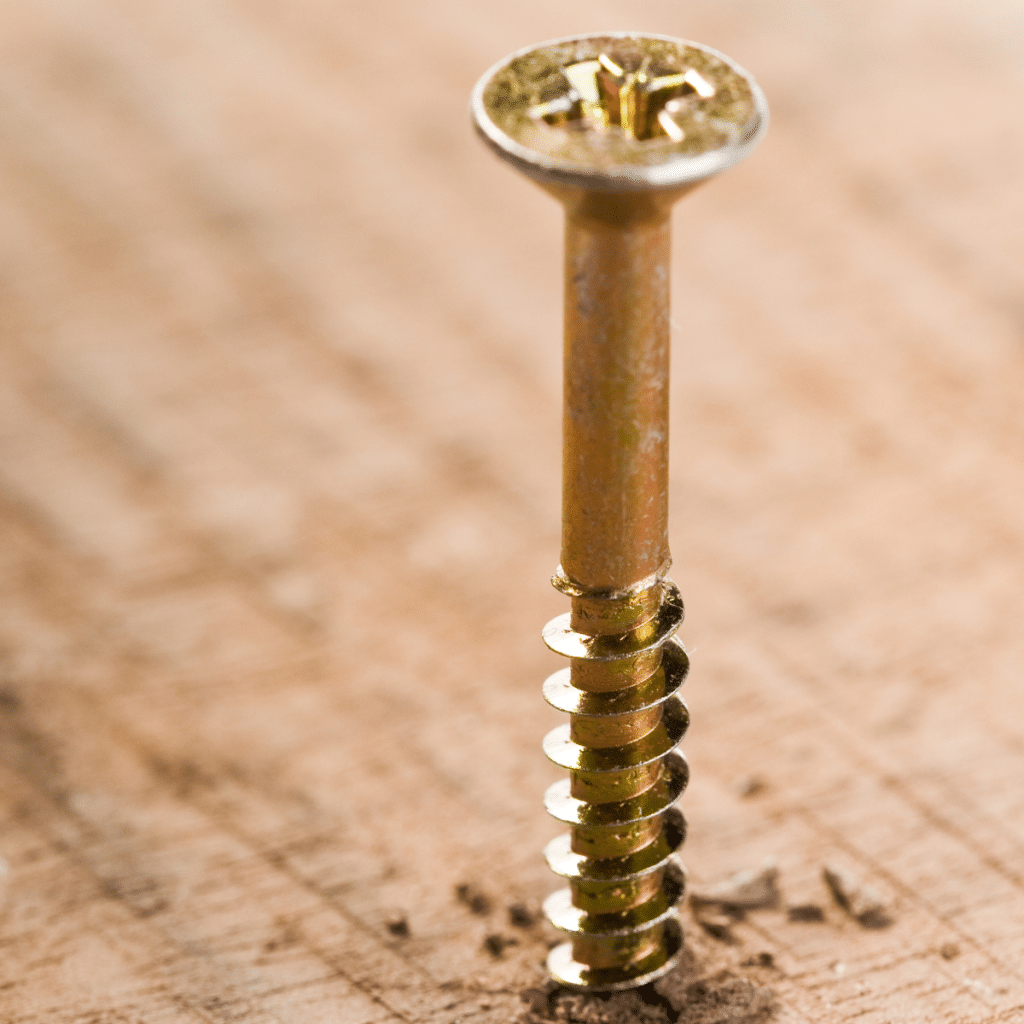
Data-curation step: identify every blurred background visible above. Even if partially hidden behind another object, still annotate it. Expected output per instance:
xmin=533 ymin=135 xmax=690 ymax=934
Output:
xmin=1 ymin=1 xmax=1023 ymax=1021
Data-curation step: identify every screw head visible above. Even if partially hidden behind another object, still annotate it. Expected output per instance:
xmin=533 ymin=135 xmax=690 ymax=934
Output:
xmin=471 ymin=33 xmax=767 ymax=194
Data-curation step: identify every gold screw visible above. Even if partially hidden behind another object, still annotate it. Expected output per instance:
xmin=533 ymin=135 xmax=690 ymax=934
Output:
xmin=471 ymin=32 xmax=767 ymax=991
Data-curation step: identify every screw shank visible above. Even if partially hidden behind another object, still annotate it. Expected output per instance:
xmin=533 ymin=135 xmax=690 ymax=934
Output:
xmin=561 ymin=193 xmax=675 ymax=592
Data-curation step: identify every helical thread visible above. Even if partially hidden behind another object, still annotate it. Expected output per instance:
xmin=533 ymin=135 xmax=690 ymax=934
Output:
xmin=541 ymin=567 xmax=689 ymax=990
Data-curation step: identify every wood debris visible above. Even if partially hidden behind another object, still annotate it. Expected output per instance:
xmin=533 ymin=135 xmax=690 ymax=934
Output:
xmin=690 ymin=861 xmax=781 ymax=912
xmin=787 ymin=903 xmax=824 ymax=922
xmin=822 ymin=863 xmax=892 ymax=928
xmin=456 ymin=881 xmax=493 ymax=915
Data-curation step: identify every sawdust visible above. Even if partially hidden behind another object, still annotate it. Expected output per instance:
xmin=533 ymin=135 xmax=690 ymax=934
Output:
xmin=509 ymin=901 xmax=538 ymax=927
xmin=519 ymin=966 xmax=776 ymax=1024
xmin=384 ymin=911 xmax=409 ymax=937
xmin=739 ymin=953 xmax=775 ymax=969
xmin=484 ymin=933 xmax=519 ymax=957
xmin=455 ymin=882 xmax=494 ymax=916
xmin=731 ymin=774 xmax=766 ymax=799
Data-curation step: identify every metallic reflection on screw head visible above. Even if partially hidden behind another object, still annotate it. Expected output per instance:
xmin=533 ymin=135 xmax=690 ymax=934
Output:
xmin=471 ymin=32 xmax=767 ymax=193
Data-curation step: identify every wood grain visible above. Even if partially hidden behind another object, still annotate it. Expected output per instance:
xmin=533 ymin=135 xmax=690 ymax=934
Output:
xmin=1 ymin=1 xmax=1023 ymax=1020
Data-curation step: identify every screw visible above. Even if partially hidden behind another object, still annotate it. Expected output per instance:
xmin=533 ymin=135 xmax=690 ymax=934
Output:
xmin=471 ymin=33 xmax=767 ymax=991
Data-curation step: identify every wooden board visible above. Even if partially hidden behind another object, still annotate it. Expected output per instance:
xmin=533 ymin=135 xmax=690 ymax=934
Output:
xmin=1 ymin=1 xmax=1023 ymax=1021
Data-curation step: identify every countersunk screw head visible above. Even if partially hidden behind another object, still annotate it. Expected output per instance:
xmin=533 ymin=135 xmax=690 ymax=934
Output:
xmin=471 ymin=32 xmax=768 ymax=193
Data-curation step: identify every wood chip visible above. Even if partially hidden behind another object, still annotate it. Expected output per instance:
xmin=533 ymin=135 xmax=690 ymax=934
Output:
xmin=787 ymin=903 xmax=825 ymax=922
xmin=690 ymin=861 xmax=781 ymax=911
xmin=822 ymin=863 xmax=893 ymax=928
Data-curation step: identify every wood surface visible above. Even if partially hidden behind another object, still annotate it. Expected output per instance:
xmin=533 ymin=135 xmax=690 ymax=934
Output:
xmin=1 ymin=1 xmax=1023 ymax=1021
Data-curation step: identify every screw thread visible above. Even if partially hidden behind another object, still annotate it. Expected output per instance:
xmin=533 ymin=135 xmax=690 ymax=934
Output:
xmin=542 ymin=568 xmax=689 ymax=990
